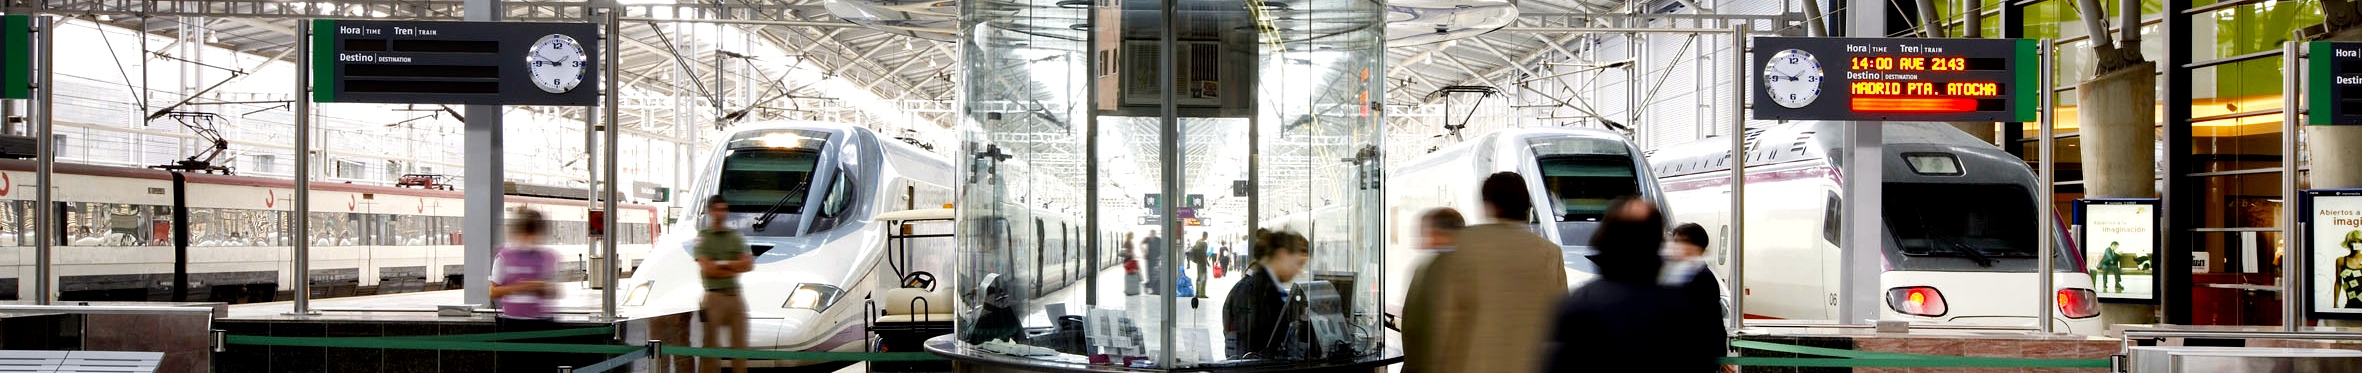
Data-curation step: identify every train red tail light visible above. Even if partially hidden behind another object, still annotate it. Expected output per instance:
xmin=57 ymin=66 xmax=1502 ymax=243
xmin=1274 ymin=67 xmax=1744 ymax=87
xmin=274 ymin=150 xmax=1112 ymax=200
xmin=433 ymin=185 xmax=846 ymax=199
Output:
xmin=2057 ymin=288 xmax=2100 ymax=319
xmin=1886 ymin=286 xmax=1948 ymax=317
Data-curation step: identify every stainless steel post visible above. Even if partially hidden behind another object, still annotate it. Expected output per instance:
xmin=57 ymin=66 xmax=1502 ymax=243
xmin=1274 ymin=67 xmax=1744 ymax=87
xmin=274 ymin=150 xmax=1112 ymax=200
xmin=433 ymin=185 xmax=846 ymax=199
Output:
xmin=2282 ymin=40 xmax=2301 ymax=332
xmin=601 ymin=7 xmax=624 ymax=322
xmin=31 ymin=15 xmax=51 ymax=305
xmin=291 ymin=20 xmax=316 ymax=315
xmin=1726 ymin=24 xmax=1747 ymax=332
xmin=2037 ymin=38 xmax=2056 ymax=333
xmin=1158 ymin=0 xmax=1180 ymax=365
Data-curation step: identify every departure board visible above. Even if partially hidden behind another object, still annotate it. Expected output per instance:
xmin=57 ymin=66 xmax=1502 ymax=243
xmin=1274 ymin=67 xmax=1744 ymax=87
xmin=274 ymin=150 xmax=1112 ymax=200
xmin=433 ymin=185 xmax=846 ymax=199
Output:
xmin=2311 ymin=42 xmax=2362 ymax=125
xmin=1752 ymin=37 xmax=2037 ymax=122
xmin=311 ymin=20 xmax=598 ymax=106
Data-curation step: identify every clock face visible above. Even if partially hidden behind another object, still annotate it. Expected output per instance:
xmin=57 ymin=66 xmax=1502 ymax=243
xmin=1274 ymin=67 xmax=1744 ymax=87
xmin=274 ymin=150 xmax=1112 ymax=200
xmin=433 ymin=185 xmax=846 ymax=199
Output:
xmin=1762 ymin=49 xmax=1823 ymax=109
xmin=527 ymin=34 xmax=586 ymax=94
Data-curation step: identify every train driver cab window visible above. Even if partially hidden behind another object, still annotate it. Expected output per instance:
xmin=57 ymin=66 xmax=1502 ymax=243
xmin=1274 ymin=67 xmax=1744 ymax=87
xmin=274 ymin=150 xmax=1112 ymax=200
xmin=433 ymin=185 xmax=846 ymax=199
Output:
xmin=812 ymin=171 xmax=856 ymax=232
xmin=1527 ymin=137 xmax=1639 ymax=222
xmin=718 ymin=149 xmax=823 ymax=214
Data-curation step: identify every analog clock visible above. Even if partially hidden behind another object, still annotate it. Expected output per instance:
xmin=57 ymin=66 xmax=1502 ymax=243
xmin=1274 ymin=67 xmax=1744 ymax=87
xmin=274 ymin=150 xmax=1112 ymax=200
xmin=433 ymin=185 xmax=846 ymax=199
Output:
xmin=1762 ymin=49 xmax=1823 ymax=109
xmin=527 ymin=34 xmax=586 ymax=94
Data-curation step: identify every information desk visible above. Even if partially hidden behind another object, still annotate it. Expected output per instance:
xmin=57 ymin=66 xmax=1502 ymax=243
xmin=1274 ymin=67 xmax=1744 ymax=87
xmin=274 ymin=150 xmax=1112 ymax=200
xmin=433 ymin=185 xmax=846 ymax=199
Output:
xmin=924 ymin=335 xmax=1401 ymax=373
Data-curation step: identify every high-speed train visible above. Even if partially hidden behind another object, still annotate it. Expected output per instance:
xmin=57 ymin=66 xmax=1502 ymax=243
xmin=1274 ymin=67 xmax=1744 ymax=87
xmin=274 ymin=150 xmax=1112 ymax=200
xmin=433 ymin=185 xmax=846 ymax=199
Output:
xmin=1378 ymin=127 xmax=1670 ymax=316
xmin=619 ymin=122 xmax=960 ymax=366
xmin=1647 ymin=121 xmax=2102 ymax=333
xmin=0 ymin=159 xmax=660 ymax=303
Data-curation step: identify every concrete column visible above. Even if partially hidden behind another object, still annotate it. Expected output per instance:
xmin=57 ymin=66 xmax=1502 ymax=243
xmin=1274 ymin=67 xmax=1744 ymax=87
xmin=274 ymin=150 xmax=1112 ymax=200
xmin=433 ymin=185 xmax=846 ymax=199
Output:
xmin=2313 ymin=29 xmax=2362 ymax=190
xmin=460 ymin=0 xmax=504 ymax=306
xmin=2076 ymin=62 xmax=2158 ymax=199
xmin=2079 ymin=59 xmax=2158 ymax=326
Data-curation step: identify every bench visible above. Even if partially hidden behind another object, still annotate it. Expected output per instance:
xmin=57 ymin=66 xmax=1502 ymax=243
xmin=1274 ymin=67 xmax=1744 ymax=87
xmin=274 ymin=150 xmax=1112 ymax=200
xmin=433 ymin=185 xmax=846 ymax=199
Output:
xmin=0 ymin=350 xmax=163 ymax=373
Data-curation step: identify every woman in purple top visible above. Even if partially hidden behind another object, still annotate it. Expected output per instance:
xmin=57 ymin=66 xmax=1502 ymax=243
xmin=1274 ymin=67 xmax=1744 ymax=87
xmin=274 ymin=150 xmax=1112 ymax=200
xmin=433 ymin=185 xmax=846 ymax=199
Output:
xmin=488 ymin=209 xmax=562 ymax=371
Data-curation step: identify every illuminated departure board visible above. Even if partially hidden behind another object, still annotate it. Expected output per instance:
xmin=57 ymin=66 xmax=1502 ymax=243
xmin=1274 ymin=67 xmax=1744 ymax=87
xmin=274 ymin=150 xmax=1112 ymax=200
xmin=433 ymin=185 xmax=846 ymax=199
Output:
xmin=1752 ymin=37 xmax=2037 ymax=122
xmin=2311 ymin=42 xmax=2362 ymax=125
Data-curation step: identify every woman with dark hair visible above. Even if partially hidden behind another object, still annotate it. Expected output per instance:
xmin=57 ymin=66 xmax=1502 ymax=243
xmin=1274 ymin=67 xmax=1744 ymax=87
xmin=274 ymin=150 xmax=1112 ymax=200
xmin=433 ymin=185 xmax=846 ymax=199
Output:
xmin=1223 ymin=229 xmax=1311 ymax=359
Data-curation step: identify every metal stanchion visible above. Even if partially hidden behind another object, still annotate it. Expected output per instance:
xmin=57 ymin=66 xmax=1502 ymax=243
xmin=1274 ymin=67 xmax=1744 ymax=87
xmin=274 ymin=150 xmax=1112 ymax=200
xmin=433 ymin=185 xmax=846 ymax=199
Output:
xmin=648 ymin=340 xmax=665 ymax=372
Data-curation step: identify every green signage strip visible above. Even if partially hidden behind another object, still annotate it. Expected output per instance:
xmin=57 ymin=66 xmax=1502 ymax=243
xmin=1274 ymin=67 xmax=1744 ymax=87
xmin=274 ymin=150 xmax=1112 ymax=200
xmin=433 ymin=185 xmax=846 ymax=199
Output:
xmin=1 ymin=15 xmax=31 ymax=100
xmin=2015 ymin=39 xmax=2038 ymax=122
xmin=311 ymin=19 xmax=336 ymax=103
xmin=2312 ymin=41 xmax=2361 ymax=125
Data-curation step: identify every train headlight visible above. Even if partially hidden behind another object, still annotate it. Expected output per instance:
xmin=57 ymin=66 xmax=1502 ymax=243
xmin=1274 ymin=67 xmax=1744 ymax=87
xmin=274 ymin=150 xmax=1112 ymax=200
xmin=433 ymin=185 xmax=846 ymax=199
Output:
xmin=1885 ymin=286 xmax=1948 ymax=317
xmin=782 ymin=283 xmax=844 ymax=310
xmin=622 ymin=281 xmax=653 ymax=307
xmin=2056 ymin=288 xmax=2100 ymax=319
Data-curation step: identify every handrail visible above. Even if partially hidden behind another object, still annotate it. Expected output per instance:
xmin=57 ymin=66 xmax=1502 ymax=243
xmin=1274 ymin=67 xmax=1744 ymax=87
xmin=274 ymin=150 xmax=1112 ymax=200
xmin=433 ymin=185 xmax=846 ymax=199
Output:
xmin=2118 ymin=329 xmax=2362 ymax=356
xmin=0 ymin=305 xmax=217 ymax=315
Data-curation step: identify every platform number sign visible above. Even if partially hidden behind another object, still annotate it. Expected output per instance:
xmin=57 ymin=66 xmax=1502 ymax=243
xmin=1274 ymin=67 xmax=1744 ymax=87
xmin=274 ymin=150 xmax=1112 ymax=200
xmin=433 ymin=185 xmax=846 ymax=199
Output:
xmin=311 ymin=20 xmax=598 ymax=106
xmin=1751 ymin=37 xmax=2037 ymax=122
xmin=2310 ymin=42 xmax=2362 ymax=125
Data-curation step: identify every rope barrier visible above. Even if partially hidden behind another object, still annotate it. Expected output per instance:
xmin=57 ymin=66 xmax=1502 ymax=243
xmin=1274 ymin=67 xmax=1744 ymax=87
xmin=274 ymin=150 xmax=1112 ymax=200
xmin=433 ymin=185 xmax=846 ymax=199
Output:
xmin=223 ymin=335 xmax=639 ymax=355
xmin=663 ymin=347 xmax=942 ymax=361
xmin=574 ymin=347 xmax=652 ymax=373
xmin=380 ymin=326 xmax=614 ymax=342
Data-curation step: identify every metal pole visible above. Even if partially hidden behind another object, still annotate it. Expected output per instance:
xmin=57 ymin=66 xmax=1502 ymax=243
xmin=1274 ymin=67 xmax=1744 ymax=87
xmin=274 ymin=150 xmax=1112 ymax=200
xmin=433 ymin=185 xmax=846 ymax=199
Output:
xmin=31 ymin=15 xmax=51 ymax=305
xmin=1082 ymin=0 xmax=1100 ymax=308
xmin=291 ymin=20 xmax=316 ymax=315
xmin=601 ymin=6 xmax=623 ymax=322
xmin=2037 ymin=38 xmax=2056 ymax=333
xmin=2281 ymin=40 xmax=2301 ymax=332
xmin=1726 ymin=24 xmax=1746 ymax=332
xmin=648 ymin=340 xmax=665 ymax=372
xmin=1158 ymin=0 xmax=1180 ymax=366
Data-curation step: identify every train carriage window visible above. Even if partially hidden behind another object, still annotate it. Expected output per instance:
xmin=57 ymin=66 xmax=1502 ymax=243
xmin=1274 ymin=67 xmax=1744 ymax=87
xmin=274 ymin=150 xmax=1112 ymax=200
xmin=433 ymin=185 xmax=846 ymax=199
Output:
xmin=1822 ymin=192 xmax=1843 ymax=245
xmin=718 ymin=149 xmax=824 ymax=213
xmin=1883 ymin=183 xmax=2072 ymax=271
xmin=1534 ymin=156 xmax=1640 ymax=221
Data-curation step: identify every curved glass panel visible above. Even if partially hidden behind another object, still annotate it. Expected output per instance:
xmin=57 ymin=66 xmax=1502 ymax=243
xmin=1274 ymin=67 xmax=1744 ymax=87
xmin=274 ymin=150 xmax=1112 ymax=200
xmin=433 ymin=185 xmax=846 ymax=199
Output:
xmin=955 ymin=0 xmax=1386 ymax=367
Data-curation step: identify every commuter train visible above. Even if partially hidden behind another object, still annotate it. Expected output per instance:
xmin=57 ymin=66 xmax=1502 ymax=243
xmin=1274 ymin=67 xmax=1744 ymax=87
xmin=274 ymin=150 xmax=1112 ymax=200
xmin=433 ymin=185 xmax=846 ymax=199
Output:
xmin=1377 ymin=127 xmax=1671 ymax=316
xmin=619 ymin=122 xmax=965 ymax=367
xmin=1647 ymin=121 xmax=2102 ymax=333
xmin=958 ymin=152 xmax=1100 ymax=307
xmin=0 ymin=159 xmax=661 ymax=303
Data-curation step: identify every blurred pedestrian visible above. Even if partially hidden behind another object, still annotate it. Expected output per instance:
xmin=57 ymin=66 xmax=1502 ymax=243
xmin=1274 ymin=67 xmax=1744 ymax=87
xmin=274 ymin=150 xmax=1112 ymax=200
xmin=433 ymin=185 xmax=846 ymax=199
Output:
xmin=696 ymin=196 xmax=755 ymax=373
xmin=1406 ymin=173 xmax=1566 ymax=373
xmin=1122 ymin=232 xmax=1141 ymax=296
xmin=1143 ymin=230 xmax=1166 ymax=295
xmin=1223 ymin=229 xmax=1310 ymax=358
xmin=488 ymin=208 xmax=561 ymax=373
xmin=1402 ymin=207 xmax=1467 ymax=373
xmin=1665 ymin=223 xmax=1724 ymax=314
xmin=1190 ymin=232 xmax=1211 ymax=299
xmin=1544 ymin=197 xmax=1724 ymax=372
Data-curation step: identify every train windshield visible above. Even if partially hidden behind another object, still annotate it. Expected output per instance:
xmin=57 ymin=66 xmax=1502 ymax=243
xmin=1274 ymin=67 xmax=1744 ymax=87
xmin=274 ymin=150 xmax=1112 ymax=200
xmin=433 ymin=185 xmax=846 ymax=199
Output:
xmin=718 ymin=149 xmax=823 ymax=213
xmin=1884 ymin=183 xmax=2067 ymax=271
xmin=1535 ymin=155 xmax=1640 ymax=222
xmin=1529 ymin=137 xmax=1638 ymax=222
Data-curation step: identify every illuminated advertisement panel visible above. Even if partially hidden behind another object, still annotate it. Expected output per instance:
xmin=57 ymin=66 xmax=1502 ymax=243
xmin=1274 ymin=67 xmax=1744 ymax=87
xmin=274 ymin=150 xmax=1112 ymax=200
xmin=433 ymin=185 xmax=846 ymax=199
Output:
xmin=2074 ymin=199 xmax=2158 ymax=302
xmin=2305 ymin=189 xmax=2362 ymax=317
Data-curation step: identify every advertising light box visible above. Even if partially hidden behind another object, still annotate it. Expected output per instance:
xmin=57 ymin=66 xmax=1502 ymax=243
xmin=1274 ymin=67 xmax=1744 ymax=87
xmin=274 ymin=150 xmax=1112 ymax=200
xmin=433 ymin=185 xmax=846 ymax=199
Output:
xmin=2306 ymin=189 xmax=2362 ymax=317
xmin=2074 ymin=198 xmax=2158 ymax=302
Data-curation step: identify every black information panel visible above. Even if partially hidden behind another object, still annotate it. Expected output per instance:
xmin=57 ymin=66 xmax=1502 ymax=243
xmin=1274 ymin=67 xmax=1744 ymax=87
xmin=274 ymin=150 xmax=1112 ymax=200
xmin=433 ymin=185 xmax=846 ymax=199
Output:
xmin=311 ymin=20 xmax=597 ymax=106
xmin=1751 ymin=37 xmax=2036 ymax=122
xmin=2310 ymin=42 xmax=2362 ymax=125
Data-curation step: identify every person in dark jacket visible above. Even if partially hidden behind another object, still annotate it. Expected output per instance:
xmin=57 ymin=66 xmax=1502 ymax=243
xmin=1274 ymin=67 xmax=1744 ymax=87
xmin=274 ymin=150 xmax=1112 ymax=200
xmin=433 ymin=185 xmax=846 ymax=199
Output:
xmin=1543 ymin=197 xmax=1725 ymax=372
xmin=1223 ymin=229 xmax=1310 ymax=359
xmin=1666 ymin=223 xmax=1725 ymax=320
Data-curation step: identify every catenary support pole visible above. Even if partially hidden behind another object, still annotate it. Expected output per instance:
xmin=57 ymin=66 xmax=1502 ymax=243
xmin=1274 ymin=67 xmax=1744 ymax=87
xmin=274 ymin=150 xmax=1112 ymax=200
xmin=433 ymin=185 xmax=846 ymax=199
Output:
xmin=1838 ymin=5 xmax=1885 ymax=326
xmin=2037 ymin=38 xmax=2056 ymax=334
xmin=291 ymin=20 xmax=316 ymax=315
xmin=461 ymin=0 xmax=506 ymax=307
xmin=31 ymin=15 xmax=51 ymax=305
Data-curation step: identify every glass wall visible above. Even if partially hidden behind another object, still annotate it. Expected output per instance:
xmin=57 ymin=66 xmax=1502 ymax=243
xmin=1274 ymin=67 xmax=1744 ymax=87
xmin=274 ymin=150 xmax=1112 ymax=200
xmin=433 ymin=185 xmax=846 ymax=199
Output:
xmin=955 ymin=0 xmax=1385 ymax=367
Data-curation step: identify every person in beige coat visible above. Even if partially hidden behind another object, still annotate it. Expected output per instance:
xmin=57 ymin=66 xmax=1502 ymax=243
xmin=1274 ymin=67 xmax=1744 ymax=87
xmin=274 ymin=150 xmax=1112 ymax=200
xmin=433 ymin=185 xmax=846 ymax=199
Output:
xmin=1403 ymin=172 xmax=1568 ymax=373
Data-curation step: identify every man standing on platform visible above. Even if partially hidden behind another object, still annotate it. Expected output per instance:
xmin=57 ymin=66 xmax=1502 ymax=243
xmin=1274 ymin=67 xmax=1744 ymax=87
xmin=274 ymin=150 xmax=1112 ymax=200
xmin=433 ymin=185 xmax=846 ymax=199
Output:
xmin=1407 ymin=173 xmax=1566 ymax=373
xmin=696 ymin=196 xmax=754 ymax=373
